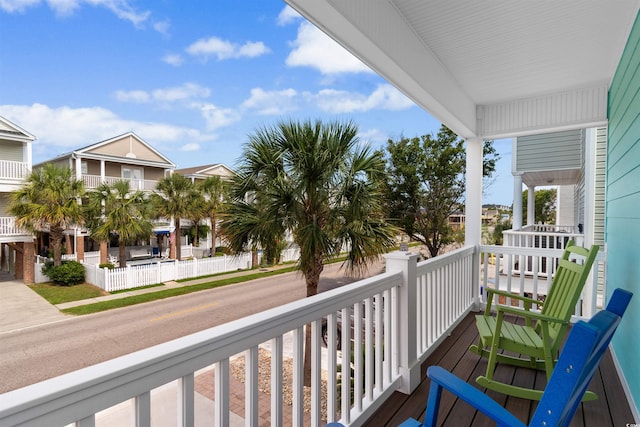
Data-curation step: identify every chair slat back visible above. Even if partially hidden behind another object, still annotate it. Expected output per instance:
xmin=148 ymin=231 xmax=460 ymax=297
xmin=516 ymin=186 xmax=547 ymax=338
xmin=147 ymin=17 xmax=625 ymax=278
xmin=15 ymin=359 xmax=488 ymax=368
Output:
xmin=531 ymin=288 xmax=632 ymax=427
xmin=539 ymin=241 xmax=599 ymax=341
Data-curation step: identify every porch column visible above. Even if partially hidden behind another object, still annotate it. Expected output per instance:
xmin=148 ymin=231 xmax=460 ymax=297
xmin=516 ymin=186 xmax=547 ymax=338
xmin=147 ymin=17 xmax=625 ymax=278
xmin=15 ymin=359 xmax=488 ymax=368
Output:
xmin=512 ymin=174 xmax=523 ymax=230
xmin=384 ymin=250 xmax=419 ymax=394
xmin=74 ymin=156 xmax=82 ymax=180
xmin=527 ymin=185 xmax=535 ymax=225
xmin=464 ymin=137 xmax=483 ymax=246
xmin=100 ymin=241 xmax=108 ymax=264
xmin=100 ymin=160 xmax=105 ymax=181
xmin=75 ymin=232 xmax=85 ymax=262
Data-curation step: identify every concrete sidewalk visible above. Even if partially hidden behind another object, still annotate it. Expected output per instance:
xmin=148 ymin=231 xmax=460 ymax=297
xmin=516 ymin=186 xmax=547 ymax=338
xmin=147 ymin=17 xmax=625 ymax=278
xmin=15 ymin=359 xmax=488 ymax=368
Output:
xmin=0 ymin=279 xmax=68 ymax=333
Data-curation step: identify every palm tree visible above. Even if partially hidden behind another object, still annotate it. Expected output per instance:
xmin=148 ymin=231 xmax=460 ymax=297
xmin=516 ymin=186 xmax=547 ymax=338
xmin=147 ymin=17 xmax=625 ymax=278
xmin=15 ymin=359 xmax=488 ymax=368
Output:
xmin=185 ymin=189 xmax=207 ymax=248
xmin=150 ymin=173 xmax=194 ymax=260
xmin=221 ymin=119 xmax=397 ymax=384
xmin=198 ymin=175 xmax=228 ymax=255
xmin=10 ymin=164 xmax=85 ymax=266
xmin=85 ymin=180 xmax=153 ymax=268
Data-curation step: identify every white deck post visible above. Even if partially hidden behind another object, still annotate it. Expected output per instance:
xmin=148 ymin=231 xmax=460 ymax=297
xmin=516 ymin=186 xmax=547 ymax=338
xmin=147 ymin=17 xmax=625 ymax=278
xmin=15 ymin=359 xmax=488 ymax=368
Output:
xmin=384 ymin=250 xmax=418 ymax=394
xmin=512 ymin=174 xmax=523 ymax=231
xmin=465 ymin=137 xmax=483 ymax=308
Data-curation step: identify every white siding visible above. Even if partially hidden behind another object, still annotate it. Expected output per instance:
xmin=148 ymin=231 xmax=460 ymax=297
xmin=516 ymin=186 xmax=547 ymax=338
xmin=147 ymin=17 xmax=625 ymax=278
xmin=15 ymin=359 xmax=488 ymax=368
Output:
xmin=593 ymin=127 xmax=607 ymax=247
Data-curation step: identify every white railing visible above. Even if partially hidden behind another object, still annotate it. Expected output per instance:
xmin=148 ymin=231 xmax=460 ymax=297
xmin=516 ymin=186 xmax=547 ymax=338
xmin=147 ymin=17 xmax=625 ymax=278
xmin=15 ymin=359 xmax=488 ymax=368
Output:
xmin=2 ymin=248 xmax=481 ymax=426
xmin=478 ymin=244 xmax=606 ymax=319
xmin=0 ymin=266 xmax=404 ymax=427
xmin=0 ymin=160 xmax=28 ymax=180
xmin=88 ymin=253 xmax=256 ymax=292
xmin=82 ymin=175 xmax=159 ymax=191
xmin=415 ymin=246 xmax=476 ymax=359
xmin=0 ymin=217 xmax=28 ymax=236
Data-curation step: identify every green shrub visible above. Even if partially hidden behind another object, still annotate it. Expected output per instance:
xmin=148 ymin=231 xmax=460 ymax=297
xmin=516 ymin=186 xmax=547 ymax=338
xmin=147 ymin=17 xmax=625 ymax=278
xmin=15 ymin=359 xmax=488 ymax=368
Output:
xmin=42 ymin=260 xmax=85 ymax=286
xmin=99 ymin=262 xmax=115 ymax=270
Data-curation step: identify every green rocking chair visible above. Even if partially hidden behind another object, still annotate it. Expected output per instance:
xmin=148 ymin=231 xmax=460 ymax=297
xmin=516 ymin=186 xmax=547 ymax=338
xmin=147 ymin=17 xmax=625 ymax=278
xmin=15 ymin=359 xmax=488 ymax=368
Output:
xmin=469 ymin=241 xmax=599 ymax=400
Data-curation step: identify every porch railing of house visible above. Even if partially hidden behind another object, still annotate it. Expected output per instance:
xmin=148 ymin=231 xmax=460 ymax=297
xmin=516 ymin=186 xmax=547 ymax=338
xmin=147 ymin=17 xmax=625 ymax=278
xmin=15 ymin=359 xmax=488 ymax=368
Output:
xmin=0 ymin=160 xmax=28 ymax=180
xmin=0 ymin=248 xmax=478 ymax=426
xmin=1 ymin=245 xmax=604 ymax=426
xmin=82 ymin=174 xmax=159 ymax=191
xmin=0 ymin=217 xmax=26 ymax=236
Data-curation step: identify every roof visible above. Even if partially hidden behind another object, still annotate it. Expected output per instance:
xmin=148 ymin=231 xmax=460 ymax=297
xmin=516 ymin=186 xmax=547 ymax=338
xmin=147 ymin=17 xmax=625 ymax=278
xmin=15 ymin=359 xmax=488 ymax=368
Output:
xmin=175 ymin=163 xmax=235 ymax=178
xmin=0 ymin=115 xmax=36 ymax=142
xmin=286 ymin=0 xmax=640 ymax=139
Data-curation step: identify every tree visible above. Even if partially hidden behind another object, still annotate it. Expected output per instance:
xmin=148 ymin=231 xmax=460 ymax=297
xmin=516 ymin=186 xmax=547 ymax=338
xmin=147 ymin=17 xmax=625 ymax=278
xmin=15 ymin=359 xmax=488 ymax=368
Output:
xmin=522 ymin=188 xmax=557 ymax=224
xmin=384 ymin=125 xmax=499 ymax=258
xmin=85 ymin=180 xmax=154 ymax=268
xmin=150 ymin=174 xmax=195 ymax=260
xmin=221 ymin=118 xmax=397 ymax=384
xmin=198 ymin=175 xmax=228 ymax=253
xmin=10 ymin=164 xmax=85 ymax=266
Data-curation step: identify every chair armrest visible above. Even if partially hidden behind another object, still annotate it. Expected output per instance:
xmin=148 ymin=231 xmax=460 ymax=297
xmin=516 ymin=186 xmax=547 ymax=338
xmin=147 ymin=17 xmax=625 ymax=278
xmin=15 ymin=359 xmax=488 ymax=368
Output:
xmin=486 ymin=288 xmax=541 ymax=307
xmin=496 ymin=305 xmax=570 ymax=325
xmin=424 ymin=366 xmax=526 ymax=427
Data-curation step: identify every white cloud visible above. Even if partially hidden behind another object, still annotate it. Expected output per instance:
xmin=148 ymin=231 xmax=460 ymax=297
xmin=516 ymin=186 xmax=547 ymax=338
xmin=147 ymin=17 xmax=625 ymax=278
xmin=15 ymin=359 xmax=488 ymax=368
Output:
xmin=199 ymin=103 xmax=241 ymax=130
xmin=241 ymin=88 xmax=299 ymax=115
xmin=0 ymin=0 xmax=40 ymax=13
xmin=276 ymin=5 xmax=300 ymax=26
xmin=162 ymin=53 xmax=183 ymax=66
xmin=152 ymin=83 xmax=211 ymax=102
xmin=286 ymin=21 xmax=372 ymax=75
xmin=1 ymin=0 xmax=150 ymax=27
xmin=0 ymin=104 xmax=213 ymax=159
xmin=186 ymin=37 xmax=270 ymax=61
xmin=316 ymin=84 xmax=414 ymax=113
xmin=114 ymin=83 xmax=211 ymax=104
xmin=153 ymin=19 xmax=170 ymax=36
xmin=180 ymin=143 xmax=200 ymax=152
xmin=114 ymin=89 xmax=150 ymax=103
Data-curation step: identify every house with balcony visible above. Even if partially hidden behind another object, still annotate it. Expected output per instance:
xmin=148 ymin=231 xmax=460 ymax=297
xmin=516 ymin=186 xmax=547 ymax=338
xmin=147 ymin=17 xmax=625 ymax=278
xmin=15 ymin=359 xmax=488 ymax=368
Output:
xmin=1 ymin=2 xmax=640 ymax=426
xmin=35 ymin=132 xmax=177 ymax=263
xmin=175 ymin=163 xmax=235 ymax=254
xmin=0 ymin=116 xmax=36 ymax=282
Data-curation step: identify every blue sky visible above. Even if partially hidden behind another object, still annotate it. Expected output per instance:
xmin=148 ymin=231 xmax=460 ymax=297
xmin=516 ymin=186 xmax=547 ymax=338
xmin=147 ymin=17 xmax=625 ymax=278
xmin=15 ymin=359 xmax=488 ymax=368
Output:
xmin=0 ymin=0 xmax=514 ymax=205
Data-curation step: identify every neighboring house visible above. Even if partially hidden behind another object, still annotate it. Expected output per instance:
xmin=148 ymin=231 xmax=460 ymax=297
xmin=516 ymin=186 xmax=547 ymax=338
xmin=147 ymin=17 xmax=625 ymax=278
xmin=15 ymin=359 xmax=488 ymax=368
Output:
xmin=174 ymin=163 xmax=235 ymax=253
xmin=0 ymin=116 xmax=36 ymax=282
xmin=35 ymin=132 xmax=176 ymax=263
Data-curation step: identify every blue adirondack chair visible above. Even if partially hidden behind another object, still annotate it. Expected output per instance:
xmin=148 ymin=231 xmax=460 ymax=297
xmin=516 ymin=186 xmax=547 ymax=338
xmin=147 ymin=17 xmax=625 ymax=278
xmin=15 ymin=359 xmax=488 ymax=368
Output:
xmin=399 ymin=288 xmax=633 ymax=427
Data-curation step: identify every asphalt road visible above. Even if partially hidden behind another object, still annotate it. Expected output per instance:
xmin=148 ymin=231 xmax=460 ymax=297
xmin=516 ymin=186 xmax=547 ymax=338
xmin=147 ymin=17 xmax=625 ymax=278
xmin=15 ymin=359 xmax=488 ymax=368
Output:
xmin=0 ymin=261 xmax=383 ymax=393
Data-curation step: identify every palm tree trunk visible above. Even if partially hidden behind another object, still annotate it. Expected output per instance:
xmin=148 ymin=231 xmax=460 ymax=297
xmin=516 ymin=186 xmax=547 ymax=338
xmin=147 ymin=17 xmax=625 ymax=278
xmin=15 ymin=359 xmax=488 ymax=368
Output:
xmin=210 ymin=214 xmax=217 ymax=255
xmin=303 ymin=253 xmax=324 ymax=386
xmin=49 ymin=226 xmax=64 ymax=266
xmin=119 ymin=242 xmax=127 ymax=268
xmin=175 ymin=217 xmax=181 ymax=260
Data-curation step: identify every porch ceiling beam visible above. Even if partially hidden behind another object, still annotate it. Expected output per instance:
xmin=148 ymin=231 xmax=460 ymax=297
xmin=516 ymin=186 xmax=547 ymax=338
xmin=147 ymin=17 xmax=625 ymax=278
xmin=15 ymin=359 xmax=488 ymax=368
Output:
xmin=285 ymin=0 xmax=478 ymax=138
xmin=477 ymin=83 xmax=609 ymax=139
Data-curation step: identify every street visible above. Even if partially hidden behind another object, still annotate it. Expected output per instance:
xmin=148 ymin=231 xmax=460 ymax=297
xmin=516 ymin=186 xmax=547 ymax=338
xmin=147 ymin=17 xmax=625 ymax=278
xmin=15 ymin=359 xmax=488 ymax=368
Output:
xmin=0 ymin=261 xmax=383 ymax=393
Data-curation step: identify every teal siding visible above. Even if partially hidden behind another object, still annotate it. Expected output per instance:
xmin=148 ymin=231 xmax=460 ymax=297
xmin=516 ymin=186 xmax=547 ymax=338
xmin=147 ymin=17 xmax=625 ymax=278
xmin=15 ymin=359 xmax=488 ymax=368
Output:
xmin=607 ymin=10 xmax=640 ymax=415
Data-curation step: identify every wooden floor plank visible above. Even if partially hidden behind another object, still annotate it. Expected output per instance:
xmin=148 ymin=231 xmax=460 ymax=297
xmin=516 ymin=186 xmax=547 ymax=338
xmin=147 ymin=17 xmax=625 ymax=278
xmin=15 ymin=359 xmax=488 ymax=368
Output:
xmin=362 ymin=312 xmax=632 ymax=426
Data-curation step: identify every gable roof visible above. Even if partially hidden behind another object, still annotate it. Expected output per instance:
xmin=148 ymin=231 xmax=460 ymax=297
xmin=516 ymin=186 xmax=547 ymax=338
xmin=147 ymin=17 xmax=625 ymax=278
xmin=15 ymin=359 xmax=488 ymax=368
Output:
xmin=0 ymin=115 xmax=36 ymax=142
xmin=175 ymin=163 xmax=235 ymax=179
xmin=39 ymin=132 xmax=176 ymax=168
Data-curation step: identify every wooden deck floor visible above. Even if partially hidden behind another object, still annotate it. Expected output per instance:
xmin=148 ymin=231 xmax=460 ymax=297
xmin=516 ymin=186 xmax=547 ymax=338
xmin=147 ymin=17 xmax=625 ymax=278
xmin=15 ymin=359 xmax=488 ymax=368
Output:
xmin=363 ymin=312 xmax=633 ymax=426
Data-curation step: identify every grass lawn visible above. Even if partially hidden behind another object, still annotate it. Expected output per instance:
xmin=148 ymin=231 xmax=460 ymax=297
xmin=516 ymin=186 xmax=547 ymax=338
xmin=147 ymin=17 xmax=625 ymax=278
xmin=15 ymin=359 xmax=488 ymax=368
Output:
xmin=29 ymin=283 xmax=106 ymax=305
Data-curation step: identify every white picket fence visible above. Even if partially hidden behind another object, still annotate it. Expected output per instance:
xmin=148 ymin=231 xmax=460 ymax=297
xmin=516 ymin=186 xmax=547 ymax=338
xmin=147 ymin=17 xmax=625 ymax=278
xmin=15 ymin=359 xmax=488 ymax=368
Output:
xmin=86 ymin=252 xmax=261 ymax=292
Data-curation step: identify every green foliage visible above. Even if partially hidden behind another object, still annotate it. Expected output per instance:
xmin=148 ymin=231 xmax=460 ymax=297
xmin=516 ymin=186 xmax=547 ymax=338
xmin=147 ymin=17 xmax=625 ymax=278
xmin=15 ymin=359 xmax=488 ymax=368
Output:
xmin=522 ymin=188 xmax=557 ymax=224
xmin=222 ymin=118 xmax=397 ymax=294
xmin=85 ymin=180 xmax=154 ymax=268
xmin=99 ymin=262 xmax=115 ymax=269
xmin=29 ymin=282 xmax=103 ymax=304
xmin=10 ymin=164 xmax=85 ymax=266
xmin=384 ymin=125 xmax=500 ymax=258
xmin=42 ymin=260 xmax=86 ymax=286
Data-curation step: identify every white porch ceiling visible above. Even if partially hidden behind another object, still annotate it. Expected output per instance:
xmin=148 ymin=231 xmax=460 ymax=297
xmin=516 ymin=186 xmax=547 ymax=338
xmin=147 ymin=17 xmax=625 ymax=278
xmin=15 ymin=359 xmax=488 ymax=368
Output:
xmin=285 ymin=0 xmax=640 ymax=140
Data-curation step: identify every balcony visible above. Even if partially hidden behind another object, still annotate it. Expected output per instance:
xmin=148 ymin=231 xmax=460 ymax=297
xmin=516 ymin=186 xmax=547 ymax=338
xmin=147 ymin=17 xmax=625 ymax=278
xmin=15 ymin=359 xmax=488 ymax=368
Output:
xmin=82 ymin=174 xmax=159 ymax=191
xmin=503 ymin=224 xmax=584 ymax=250
xmin=0 ymin=217 xmax=30 ymax=238
xmin=0 ymin=245 xmax=626 ymax=426
xmin=0 ymin=160 xmax=28 ymax=183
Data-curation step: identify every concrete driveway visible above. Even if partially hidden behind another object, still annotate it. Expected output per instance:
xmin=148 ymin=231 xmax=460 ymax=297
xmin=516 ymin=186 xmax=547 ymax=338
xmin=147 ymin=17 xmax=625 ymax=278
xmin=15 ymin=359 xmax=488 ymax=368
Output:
xmin=0 ymin=279 xmax=67 ymax=334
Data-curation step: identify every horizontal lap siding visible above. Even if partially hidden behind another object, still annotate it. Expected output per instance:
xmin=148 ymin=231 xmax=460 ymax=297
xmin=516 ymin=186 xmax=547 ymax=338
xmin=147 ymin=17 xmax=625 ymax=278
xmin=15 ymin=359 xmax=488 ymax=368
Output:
xmin=607 ymin=9 xmax=640 ymax=416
